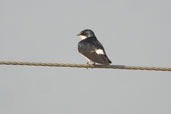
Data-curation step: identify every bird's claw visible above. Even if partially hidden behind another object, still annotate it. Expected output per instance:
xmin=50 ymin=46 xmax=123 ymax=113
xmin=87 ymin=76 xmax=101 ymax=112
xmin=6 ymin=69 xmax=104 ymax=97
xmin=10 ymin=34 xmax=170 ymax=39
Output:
xmin=92 ymin=62 xmax=96 ymax=65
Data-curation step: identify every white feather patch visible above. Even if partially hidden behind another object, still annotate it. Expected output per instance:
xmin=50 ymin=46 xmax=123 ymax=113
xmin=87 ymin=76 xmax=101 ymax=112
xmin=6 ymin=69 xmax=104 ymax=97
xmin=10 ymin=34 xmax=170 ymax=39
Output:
xmin=79 ymin=35 xmax=87 ymax=40
xmin=96 ymin=49 xmax=104 ymax=55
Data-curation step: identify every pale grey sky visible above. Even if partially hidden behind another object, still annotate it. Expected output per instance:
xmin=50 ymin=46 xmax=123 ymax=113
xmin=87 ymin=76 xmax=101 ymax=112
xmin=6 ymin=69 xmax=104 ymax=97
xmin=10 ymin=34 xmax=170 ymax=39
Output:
xmin=0 ymin=0 xmax=171 ymax=114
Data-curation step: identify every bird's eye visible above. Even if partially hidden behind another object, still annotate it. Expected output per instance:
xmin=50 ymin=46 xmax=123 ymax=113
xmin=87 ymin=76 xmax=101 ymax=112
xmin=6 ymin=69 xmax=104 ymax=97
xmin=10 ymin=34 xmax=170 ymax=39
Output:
xmin=80 ymin=32 xmax=84 ymax=35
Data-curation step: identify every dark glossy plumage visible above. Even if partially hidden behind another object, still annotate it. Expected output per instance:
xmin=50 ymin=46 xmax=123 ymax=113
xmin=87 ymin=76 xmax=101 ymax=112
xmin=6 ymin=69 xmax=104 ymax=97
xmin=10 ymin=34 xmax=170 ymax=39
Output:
xmin=78 ymin=29 xmax=112 ymax=65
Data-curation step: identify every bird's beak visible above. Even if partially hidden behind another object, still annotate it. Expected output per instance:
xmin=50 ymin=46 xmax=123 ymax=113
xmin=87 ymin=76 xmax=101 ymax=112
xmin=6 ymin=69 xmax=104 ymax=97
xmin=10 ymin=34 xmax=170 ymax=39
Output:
xmin=77 ymin=33 xmax=80 ymax=36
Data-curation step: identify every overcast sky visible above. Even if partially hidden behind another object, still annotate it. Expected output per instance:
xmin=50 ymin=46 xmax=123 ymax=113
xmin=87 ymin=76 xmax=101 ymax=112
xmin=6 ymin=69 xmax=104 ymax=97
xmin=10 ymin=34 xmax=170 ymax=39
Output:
xmin=0 ymin=0 xmax=171 ymax=114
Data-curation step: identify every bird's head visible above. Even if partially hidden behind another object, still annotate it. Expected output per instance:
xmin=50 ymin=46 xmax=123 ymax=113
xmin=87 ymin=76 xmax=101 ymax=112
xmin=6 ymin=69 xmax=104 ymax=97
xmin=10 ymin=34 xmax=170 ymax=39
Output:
xmin=77 ymin=29 xmax=95 ymax=40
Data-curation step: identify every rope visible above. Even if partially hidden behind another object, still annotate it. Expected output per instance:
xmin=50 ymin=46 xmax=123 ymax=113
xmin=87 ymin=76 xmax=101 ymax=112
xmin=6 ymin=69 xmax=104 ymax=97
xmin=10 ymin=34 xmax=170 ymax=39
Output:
xmin=0 ymin=61 xmax=171 ymax=71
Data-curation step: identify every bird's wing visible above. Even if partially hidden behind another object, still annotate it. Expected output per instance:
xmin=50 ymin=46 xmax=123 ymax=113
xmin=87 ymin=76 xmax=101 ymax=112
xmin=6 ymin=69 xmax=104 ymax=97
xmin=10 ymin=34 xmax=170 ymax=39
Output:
xmin=78 ymin=39 xmax=111 ymax=64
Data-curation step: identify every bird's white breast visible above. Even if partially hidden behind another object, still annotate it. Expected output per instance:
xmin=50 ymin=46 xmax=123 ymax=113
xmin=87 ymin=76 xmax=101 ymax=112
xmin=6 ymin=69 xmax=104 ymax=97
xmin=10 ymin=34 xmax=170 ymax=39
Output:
xmin=79 ymin=35 xmax=88 ymax=40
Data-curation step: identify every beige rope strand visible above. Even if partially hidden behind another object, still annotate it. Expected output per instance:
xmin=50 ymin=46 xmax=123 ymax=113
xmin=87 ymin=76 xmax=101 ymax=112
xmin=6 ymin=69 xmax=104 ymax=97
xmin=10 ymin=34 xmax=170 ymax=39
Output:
xmin=0 ymin=61 xmax=171 ymax=71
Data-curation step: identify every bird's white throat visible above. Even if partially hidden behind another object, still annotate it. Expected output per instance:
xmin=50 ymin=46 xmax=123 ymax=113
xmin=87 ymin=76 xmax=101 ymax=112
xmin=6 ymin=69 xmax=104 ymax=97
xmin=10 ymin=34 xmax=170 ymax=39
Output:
xmin=79 ymin=35 xmax=88 ymax=40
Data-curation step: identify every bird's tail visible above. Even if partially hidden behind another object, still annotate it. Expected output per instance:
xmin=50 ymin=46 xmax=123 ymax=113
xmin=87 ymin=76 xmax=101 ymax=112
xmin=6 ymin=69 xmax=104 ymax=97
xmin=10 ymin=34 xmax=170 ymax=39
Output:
xmin=104 ymin=55 xmax=112 ymax=64
xmin=108 ymin=59 xmax=112 ymax=64
xmin=107 ymin=58 xmax=112 ymax=64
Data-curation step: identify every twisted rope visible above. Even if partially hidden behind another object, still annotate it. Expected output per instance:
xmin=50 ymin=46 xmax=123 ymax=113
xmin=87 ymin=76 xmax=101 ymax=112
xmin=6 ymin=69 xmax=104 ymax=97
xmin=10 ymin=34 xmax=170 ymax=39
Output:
xmin=0 ymin=61 xmax=171 ymax=71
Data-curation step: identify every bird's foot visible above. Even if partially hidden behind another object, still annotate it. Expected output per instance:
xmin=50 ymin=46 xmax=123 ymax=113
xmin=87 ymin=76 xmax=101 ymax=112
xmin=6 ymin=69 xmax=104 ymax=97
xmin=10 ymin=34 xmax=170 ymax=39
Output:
xmin=86 ymin=62 xmax=90 ymax=69
xmin=86 ymin=62 xmax=90 ymax=65
xmin=92 ymin=62 xmax=96 ymax=65
xmin=86 ymin=62 xmax=96 ymax=65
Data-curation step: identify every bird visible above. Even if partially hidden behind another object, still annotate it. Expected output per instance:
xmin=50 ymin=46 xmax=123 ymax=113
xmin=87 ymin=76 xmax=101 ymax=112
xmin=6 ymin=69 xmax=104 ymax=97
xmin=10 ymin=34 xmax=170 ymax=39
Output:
xmin=77 ymin=29 xmax=112 ymax=65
